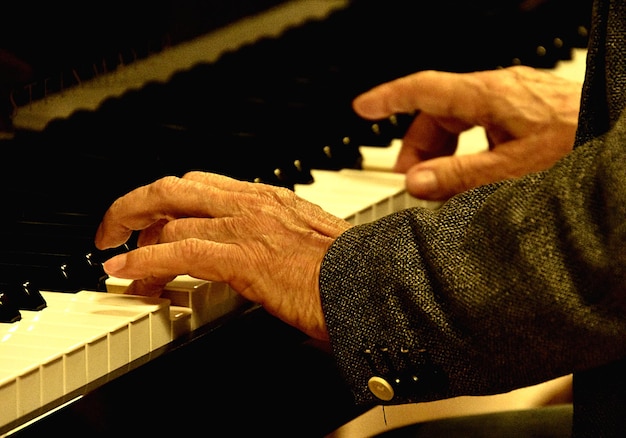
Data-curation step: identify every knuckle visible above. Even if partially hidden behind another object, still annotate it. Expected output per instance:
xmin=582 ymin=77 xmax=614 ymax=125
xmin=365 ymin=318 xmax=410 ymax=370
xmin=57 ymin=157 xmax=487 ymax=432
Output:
xmin=178 ymin=237 xmax=204 ymax=258
xmin=150 ymin=175 xmax=181 ymax=194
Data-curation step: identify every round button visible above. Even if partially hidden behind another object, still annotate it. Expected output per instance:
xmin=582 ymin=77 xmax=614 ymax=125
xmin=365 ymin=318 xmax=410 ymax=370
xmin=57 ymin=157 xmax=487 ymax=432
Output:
xmin=368 ymin=376 xmax=394 ymax=401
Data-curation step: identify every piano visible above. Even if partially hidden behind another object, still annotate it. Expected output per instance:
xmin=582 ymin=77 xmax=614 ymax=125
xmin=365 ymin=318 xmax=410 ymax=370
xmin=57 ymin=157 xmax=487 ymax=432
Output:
xmin=0 ymin=0 xmax=591 ymax=436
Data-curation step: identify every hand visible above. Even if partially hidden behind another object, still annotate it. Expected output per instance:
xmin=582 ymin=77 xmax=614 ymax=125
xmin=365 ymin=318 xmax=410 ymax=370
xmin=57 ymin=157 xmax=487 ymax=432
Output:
xmin=95 ymin=171 xmax=352 ymax=341
xmin=353 ymin=66 xmax=581 ymax=200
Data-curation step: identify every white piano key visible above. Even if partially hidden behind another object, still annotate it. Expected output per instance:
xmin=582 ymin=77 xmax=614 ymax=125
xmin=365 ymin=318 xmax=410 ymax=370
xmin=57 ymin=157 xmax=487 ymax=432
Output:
xmin=169 ymin=306 xmax=193 ymax=339
xmin=1 ymin=332 xmax=88 ymax=394
xmin=39 ymin=292 xmax=150 ymax=365
xmin=0 ymin=290 xmax=175 ymax=432
xmin=2 ymin=315 xmax=109 ymax=384
xmin=0 ymin=372 xmax=18 ymax=429
xmin=12 ymin=306 xmax=129 ymax=377
xmin=157 ymin=278 xmax=248 ymax=330
xmin=295 ymin=168 xmax=441 ymax=225
xmin=295 ymin=169 xmax=396 ymax=222
xmin=41 ymin=291 xmax=171 ymax=359
xmin=67 ymin=291 xmax=173 ymax=350
xmin=0 ymin=361 xmax=41 ymax=418
xmin=0 ymin=345 xmax=64 ymax=408
xmin=360 ymin=139 xmax=403 ymax=172
xmin=105 ymin=275 xmax=249 ymax=331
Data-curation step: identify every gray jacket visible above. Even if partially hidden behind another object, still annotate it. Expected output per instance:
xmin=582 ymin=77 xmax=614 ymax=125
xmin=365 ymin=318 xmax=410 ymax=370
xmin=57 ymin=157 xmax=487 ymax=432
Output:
xmin=320 ymin=0 xmax=626 ymax=436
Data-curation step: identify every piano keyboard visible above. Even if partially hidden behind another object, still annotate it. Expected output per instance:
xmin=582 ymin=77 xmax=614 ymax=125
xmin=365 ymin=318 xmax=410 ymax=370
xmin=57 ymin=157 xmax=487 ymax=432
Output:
xmin=0 ymin=166 xmax=438 ymax=435
xmin=0 ymin=189 xmax=420 ymax=435
xmin=0 ymin=0 xmax=591 ymax=435
xmin=1 ymin=291 xmax=169 ymax=431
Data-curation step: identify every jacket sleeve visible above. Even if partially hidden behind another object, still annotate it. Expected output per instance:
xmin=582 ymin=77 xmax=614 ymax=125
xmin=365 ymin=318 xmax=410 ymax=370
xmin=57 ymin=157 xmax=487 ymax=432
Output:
xmin=319 ymin=112 xmax=626 ymax=406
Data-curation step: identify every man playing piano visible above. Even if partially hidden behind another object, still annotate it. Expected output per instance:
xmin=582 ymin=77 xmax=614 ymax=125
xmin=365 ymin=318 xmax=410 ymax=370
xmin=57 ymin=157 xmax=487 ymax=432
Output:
xmin=95 ymin=0 xmax=625 ymax=435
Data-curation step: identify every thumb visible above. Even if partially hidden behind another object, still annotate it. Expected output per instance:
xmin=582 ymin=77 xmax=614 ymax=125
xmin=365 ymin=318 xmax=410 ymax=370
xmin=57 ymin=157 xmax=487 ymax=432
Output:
xmin=404 ymin=151 xmax=514 ymax=201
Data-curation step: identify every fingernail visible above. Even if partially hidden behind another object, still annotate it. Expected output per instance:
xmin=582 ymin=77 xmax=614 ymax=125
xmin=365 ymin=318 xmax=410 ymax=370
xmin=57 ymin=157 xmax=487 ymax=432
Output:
xmin=408 ymin=169 xmax=438 ymax=194
xmin=103 ymin=254 xmax=127 ymax=274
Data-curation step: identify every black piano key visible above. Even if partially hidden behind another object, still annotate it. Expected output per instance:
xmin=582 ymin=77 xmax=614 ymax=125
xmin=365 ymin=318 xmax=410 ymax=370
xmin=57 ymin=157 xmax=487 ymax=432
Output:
xmin=0 ymin=291 xmax=21 ymax=323
xmin=0 ymin=251 xmax=108 ymax=293
xmin=0 ymin=281 xmax=47 ymax=311
xmin=1 ymin=222 xmax=95 ymax=254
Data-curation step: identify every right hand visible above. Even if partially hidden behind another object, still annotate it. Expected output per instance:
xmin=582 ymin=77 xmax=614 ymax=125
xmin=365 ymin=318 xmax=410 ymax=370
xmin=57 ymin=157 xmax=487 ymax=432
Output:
xmin=95 ymin=172 xmax=352 ymax=341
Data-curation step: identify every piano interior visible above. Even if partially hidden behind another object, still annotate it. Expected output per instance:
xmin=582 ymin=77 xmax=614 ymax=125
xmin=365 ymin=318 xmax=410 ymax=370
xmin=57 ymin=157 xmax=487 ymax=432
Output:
xmin=0 ymin=0 xmax=591 ymax=436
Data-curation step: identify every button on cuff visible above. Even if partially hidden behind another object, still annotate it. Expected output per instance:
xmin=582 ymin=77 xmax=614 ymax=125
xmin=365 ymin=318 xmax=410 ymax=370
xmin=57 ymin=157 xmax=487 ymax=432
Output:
xmin=368 ymin=376 xmax=394 ymax=401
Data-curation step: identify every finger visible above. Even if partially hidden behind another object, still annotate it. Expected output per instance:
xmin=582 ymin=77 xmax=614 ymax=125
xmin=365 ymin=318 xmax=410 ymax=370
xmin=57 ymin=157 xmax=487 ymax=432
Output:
xmin=404 ymin=139 xmax=538 ymax=200
xmin=154 ymin=217 xmax=239 ymax=244
xmin=167 ymin=173 xmax=349 ymax=240
xmin=182 ymin=170 xmax=256 ymax=191
xmin=393 ymin=113 xmax=460 ymax=173
xmin=102 ymin=239 xmax=234 ymax=284
xmin=353 ymin=70 xmax=485 ymax=122
xmin=135 ymin=218 xmax=168 ymax=247
xmin=123 ymin=276 xmax=177 ymax=298
xmin=96 ymin=176 xmax=204 ymax=249
xmin=95 ymin=175 xmax=259 ymax=249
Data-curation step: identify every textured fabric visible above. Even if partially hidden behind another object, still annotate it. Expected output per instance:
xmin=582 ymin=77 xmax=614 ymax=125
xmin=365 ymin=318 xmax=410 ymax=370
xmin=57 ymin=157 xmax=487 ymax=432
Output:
xmin=319 ymin=0 xmax=626 ymax=436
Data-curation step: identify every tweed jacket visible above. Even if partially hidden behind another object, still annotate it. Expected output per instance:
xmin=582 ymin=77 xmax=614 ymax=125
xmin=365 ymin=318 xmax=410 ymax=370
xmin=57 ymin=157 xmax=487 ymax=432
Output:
xmin=320 ymin=0 xmax=626 ymax=436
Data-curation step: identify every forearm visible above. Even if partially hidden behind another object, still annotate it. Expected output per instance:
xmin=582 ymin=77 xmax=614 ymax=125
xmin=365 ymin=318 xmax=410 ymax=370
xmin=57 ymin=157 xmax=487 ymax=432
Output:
xmin=320 ymin=117 xmax=626 ymax=406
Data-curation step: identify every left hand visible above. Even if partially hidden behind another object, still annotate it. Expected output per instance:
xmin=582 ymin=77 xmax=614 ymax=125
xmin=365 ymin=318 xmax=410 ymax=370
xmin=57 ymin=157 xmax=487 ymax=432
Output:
xmin=353 ymin=66 xmax=581 ymax=200
xmin=95 ymin=171 xmax=352 ymax=341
